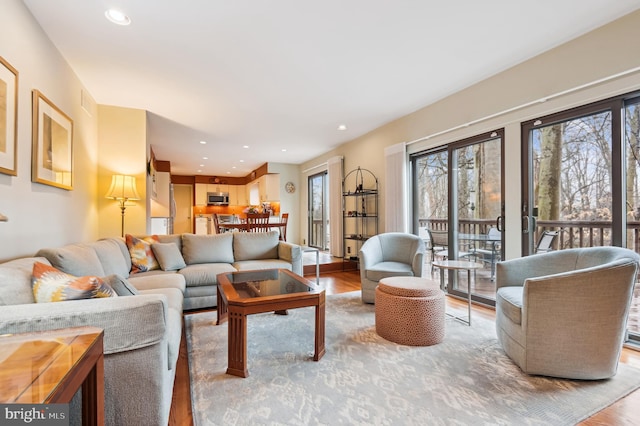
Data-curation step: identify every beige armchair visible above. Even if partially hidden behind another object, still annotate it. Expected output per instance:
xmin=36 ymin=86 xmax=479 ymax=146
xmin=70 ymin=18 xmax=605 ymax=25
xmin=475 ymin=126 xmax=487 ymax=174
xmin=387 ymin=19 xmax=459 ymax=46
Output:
xmin=495 ymin=246 xmax=639 ymax=379
xmin=358 ymin=232 xmax=425 ymax=303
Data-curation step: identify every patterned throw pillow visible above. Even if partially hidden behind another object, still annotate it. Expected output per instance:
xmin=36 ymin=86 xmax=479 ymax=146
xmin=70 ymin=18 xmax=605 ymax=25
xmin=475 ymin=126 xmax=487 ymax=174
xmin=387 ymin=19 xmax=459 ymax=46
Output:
xmin=125 ymin=234 xmax=160 ymax=274
xmin=31 ymin=262 xmax=116 ymax=303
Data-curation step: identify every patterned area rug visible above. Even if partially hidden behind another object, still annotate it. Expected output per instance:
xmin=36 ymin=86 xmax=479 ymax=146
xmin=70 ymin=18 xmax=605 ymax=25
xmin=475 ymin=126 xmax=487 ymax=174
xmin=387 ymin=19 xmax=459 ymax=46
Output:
xmin=185 ymin=292 xmax=640 ymax=425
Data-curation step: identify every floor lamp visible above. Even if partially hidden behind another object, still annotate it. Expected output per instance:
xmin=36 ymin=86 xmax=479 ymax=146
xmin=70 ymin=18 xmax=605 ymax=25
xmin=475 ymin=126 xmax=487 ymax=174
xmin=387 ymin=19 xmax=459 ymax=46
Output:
xmin=105 ymin=175 xmax=140 ymax=237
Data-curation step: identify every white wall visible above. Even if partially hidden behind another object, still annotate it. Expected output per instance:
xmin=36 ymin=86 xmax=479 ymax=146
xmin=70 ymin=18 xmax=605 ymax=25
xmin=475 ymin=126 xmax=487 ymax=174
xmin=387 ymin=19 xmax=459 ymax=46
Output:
xmin=268 ymin=162 xmax=301 ymax=244
xmin=299 ymin=9 xmax=640 ymax=260
xmin=97 ymin=105 xmax=147 ymax=239
xmin=0 ymin=0 xmax=99 ymax=260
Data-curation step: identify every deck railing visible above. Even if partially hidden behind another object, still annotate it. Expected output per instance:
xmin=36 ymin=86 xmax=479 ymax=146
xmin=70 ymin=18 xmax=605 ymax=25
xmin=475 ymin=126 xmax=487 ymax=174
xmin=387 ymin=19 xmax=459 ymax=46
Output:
xmin=418 ymin=218 xmax=640 ymax=254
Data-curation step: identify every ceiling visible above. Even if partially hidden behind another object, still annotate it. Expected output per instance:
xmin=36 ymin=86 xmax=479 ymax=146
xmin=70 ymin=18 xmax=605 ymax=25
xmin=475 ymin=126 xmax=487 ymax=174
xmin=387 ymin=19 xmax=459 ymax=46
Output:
xmin=23 ymin=0 xmax=640 ymax=176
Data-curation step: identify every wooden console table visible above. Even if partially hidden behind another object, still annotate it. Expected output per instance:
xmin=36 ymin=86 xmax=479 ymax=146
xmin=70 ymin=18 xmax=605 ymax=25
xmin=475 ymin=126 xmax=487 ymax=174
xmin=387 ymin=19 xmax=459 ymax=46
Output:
xmin=0 ymin=326 xmax=105 ymax=425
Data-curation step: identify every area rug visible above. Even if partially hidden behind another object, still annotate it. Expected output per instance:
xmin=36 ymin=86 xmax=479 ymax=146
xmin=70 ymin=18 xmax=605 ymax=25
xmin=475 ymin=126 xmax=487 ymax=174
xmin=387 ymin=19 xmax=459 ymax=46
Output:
xmin=185 ymin=292 xmax=640 ymax=425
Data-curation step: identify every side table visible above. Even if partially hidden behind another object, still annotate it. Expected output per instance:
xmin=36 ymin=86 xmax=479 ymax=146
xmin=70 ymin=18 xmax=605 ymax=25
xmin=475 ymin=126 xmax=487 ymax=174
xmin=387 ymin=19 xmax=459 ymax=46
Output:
xmin=0 ymin=326 xmax=105 ymax=425
xmin=432 ymin=260 xmax=483 ymax=326
xmin=301 ymin=246 xmax=320 ymax=284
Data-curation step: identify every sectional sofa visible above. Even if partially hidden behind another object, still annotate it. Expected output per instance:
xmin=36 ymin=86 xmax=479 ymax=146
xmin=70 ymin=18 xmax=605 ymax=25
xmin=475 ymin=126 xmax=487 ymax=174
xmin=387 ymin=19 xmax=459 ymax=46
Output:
xmin=0 ymin=230 xmax=302 ymax=425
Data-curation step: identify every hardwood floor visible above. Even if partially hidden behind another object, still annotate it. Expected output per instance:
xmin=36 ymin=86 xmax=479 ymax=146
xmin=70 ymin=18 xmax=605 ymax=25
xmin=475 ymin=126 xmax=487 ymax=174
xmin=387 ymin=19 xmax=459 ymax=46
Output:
xmin=169 ymin=269 xmax=640 ymax=426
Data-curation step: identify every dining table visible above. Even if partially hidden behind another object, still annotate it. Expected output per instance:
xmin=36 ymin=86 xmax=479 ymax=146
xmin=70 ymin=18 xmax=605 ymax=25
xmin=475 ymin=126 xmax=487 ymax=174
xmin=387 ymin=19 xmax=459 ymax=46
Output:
xmin=218 ymin=220 xmax=289 ymax=240
xmin=458 ymin=232 xmax=501 ymax=280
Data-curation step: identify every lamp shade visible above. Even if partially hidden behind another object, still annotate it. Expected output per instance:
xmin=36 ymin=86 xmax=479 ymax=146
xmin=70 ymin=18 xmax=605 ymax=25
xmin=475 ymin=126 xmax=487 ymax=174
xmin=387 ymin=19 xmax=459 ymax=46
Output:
xmin=105 ymin=175 xmax=140 ymax=201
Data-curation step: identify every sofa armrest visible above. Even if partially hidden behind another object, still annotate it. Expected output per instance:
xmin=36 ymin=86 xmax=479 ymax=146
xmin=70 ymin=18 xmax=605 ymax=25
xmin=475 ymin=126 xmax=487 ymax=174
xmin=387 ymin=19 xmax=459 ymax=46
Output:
xmin=412 ymin=251 xmax=425 ymax=277
xmin=278 ymin=242 xmax=303 ymax=275
xmin=496 ymin=253 xmax=569 ymax=290
xmin=0 ymin=294 xmax=169 ymax=355
xmin=358 ymin=238 xmax=383 ymax=270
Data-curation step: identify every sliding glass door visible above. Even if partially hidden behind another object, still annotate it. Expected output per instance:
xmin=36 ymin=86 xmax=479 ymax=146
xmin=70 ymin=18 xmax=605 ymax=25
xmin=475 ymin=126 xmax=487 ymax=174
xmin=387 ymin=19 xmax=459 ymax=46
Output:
xmin=522 ymin=106 xmax=615 ymax=254
xmin=625 ymin=97 xmax=640 ymax=341
xmin=413 ymin=130 xmax=504 ymax=306
xmin=308 ymin=171 xmax=329 ymax=250
xmin=451 ymin=132 xmax=503 ymax=303
xmin=522 ymin=92 xmax=640 ymax=344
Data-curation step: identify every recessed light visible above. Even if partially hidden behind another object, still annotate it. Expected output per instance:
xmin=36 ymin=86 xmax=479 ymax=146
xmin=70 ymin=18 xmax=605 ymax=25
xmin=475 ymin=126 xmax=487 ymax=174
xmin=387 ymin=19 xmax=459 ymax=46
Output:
xmin=105 ymin=9 xmax=131 ymax=26
xmin=199 ymin=164 xmax=204 ymax=167
xmin=199 ymin=140 xmax=207 ymax=145
xmin=202 ymin=157 xmax=208 ymax=160
xmin=226 ymin=171 xmax=231 ymax=174
xmin=281 ymin=149 xmax=287 ymax=152
xmin=243 ymin=145 xmax=249 ymax=149
xmin=197 ymin=169 xmax=202 ymax=173
xmin=232 ymin=166 xmax=236 ymax=169
xmin=239 ymin=160 xmax=244 ymax=163
xmin=338 ymin=124 xmax=347 ymax=131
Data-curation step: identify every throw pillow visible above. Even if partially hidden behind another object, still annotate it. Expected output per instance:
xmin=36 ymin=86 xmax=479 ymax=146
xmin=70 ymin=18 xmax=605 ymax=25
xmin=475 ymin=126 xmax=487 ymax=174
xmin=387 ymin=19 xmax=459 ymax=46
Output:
xmin=103 ymin=274 xmax=139 ymax=296
xmin=151 ymin=242 xmax=187 ymax=271
xmin=125 ymin=234 xmax=160 ymax=274
xmin=181 ymin=233 xmax=234 ymax=264
xmin=31 ymin=262 xmax=116 ymax=303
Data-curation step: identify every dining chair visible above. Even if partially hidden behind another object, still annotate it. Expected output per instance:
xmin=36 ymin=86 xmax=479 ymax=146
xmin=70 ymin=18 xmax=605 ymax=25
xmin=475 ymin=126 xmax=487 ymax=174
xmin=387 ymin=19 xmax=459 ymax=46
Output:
xmin=535 ymin=230 xmax=559 ymax=253
xmin=279 ymin=213 xmax=289 ymax=241
xmin=212 ymin=214 xmax=222 ymax=234
xmin=470 ymin=227 xmax=501 ymax=280
xmin=245 ymin=213 xmax=270 ymax=232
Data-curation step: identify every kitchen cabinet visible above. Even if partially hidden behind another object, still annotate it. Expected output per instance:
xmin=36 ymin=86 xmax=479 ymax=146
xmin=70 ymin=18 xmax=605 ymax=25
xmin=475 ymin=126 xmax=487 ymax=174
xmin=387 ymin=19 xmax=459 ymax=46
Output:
xmin=195 ymin=183 xmax=208 ymax=206
xmin=258 ymin=174 xmax=280 ymax=202
xmin=195 ymin=216 xmax=210 ymax=234
xmin=207 ymin=184 xmax=229 ymax=194
xmin=231 ymin=184 xmax=247 ymax=205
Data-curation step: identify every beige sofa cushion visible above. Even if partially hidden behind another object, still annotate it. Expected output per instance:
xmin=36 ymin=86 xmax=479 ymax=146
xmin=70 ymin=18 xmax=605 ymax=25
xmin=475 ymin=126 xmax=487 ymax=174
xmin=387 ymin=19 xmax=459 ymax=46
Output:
xmin=179 ymin=263 xmax=236 ymax=286
xmin=0 ymin=257 xmax=50 ymax=306
xmin=233 ymin=231 xmax=279 ymax=261
xmin=37 ymin=244 xmax=106 ymax=277
xmin=90 ymin=238 xmax=131 ymax=277
xmin=182 ymin=233 xmax=234 ymax=264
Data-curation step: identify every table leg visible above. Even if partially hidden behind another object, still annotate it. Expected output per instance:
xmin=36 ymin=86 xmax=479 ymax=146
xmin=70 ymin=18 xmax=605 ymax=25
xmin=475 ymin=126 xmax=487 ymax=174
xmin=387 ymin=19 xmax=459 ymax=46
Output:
xmin=81 ymin=349 xmax=104 ymax=426
xmin=315 ymin=250 xmax=320 ymax=285
xmin=466 ymin=269 xmax=472 ymax=326
xmin=226 ymin=311 xmax=249 ymax=377
xmin=216 ymin=285 xmax=228 ymax=325
xmin=314 ymin=293 xmax=326 ymax=361
xmin=438 ymin=267 xmax=445 ymax=291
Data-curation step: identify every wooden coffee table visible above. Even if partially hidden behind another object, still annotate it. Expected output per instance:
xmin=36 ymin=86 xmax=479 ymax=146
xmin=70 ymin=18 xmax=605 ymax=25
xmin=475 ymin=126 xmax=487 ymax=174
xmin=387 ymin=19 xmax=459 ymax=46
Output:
xmin=216 ymin=268 xmax=325 ymax=378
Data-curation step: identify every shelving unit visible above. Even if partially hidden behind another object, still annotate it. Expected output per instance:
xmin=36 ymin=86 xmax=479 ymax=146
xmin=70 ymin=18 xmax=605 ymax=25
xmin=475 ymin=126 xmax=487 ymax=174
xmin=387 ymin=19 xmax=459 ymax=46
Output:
xmin=342 ymin=167 xmax=378 ymax=266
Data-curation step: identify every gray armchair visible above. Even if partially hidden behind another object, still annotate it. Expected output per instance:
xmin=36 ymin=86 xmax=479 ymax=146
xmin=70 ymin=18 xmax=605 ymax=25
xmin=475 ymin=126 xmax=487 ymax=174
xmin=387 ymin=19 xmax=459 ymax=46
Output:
xmin=495 ymin=246 xmax=639 ymax=379
xmin=358 ymin=232 xmax=425 ymax=303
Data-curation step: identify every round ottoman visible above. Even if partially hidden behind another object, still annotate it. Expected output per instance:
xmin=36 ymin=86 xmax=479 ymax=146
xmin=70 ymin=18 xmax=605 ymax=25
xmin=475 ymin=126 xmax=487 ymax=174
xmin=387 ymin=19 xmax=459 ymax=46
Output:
xmin=375 ymin=276 xmax=445 ymax=346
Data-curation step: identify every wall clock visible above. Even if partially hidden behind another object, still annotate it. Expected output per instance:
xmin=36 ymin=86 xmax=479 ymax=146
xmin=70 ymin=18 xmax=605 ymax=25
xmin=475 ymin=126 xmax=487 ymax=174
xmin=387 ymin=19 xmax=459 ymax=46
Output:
xmin=285 ymin=181 xmax=296 ymax=193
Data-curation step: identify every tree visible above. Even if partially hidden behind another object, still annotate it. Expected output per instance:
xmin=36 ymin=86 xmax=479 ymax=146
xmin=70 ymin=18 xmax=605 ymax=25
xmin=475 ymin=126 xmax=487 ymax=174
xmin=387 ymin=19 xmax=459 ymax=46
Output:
xmin=536 ymin=124 xmax=562 ymax=220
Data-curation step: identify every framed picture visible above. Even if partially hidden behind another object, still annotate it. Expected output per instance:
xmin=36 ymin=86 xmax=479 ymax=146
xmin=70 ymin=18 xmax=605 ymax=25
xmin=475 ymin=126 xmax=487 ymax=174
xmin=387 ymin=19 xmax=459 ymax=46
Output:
xmin=0 ymin=56 xmax=18 ymax=176
xmin=31 ymin=90 xmax=74 ymax=190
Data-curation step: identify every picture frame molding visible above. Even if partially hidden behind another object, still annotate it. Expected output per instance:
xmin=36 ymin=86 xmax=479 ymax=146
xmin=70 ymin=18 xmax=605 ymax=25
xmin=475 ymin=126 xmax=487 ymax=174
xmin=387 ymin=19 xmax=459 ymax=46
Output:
xmin=31 ymin=89 xmax=74 ymax=190
xmin=0 ymin=56 xmax=18 ymax=176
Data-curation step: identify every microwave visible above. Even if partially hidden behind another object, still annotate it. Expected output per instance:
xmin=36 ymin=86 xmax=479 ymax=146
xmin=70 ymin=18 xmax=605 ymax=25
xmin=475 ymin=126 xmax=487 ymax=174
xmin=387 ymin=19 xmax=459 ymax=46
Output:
xmin=207 ymin=192 xmax=229 ymax=205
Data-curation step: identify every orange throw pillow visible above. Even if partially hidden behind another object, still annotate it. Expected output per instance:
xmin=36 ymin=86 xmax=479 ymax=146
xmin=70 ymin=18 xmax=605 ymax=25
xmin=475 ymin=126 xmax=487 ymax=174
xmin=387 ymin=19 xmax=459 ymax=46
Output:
xmin=125 ymin=234 xmax=160 ymax=274
xmin=32 ymin=262 xmax=116 ymax=303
